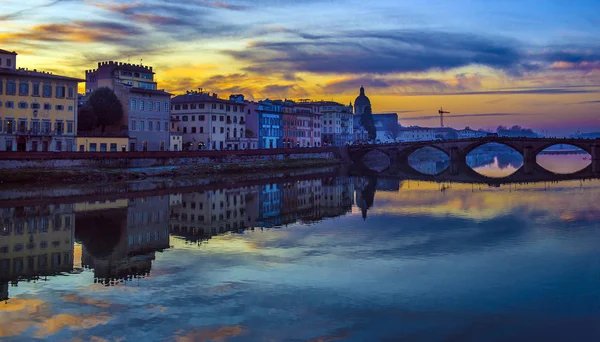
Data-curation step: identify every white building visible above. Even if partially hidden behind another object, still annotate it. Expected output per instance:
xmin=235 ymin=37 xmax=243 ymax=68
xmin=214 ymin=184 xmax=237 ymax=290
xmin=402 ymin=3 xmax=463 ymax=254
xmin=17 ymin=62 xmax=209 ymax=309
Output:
xmin=457 ymin=127 xmax=488 ymax=139
xmin=399 ymin=127 xmax=438 ymax=141
xmin=170 ymin=91 xmax=247 ymax=150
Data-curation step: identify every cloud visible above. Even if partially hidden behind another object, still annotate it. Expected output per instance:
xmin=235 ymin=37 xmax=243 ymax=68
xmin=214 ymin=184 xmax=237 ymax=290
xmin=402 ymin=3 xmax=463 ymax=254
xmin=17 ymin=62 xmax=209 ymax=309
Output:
xmin=321 ymin=76 xmax=454 ymax=94
xmin=572 ymin=100 xmax=600 ymax=105
xmin=400 ymin=113 xmax=532 ymax=120
xmin=0 ymin=21 xmax=145 ymax=44
xmin=0 ymin=0 xmax=76 ymax=20
xmin=227 ymin=30 xmax=527 ymax=75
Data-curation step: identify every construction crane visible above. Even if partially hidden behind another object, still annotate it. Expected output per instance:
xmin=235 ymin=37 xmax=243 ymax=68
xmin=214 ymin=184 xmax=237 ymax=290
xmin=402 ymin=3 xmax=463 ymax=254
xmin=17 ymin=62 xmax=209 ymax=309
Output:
xmin=438 ymin=107 xmax=450 ymax=128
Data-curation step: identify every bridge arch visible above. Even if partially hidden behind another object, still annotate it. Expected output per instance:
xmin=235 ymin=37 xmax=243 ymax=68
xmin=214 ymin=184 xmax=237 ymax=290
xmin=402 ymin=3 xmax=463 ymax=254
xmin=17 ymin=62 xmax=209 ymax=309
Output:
xmin=458 ymin=140 xmax=526 ymax=160
xmin=531 ymin=141 xmax=592 ymax=157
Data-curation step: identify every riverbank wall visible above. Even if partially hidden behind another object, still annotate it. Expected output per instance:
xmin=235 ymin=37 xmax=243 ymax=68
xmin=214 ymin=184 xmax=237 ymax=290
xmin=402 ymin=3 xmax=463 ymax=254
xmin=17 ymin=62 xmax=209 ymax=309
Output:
xmin=0 ymin=147 xmax=344 ymax=169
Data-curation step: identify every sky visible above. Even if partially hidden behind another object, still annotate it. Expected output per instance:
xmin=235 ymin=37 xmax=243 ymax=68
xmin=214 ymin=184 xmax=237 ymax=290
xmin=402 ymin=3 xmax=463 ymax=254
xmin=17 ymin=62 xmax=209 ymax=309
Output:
xmin=1 ymin=0 xmax=599 ymax=134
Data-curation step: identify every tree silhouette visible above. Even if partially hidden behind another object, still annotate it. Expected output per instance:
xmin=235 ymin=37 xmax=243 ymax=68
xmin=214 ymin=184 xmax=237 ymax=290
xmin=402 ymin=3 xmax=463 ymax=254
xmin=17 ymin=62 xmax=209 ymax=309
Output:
xmin=360 ymin=105 xmax=377 ymax=141
xmin=385 ymin=120 xmax=400 ymax=142
xmin=77 ymin=104 xmax=97 ymax=132
xmin=87 ymin=87 xmax=124 ymax=133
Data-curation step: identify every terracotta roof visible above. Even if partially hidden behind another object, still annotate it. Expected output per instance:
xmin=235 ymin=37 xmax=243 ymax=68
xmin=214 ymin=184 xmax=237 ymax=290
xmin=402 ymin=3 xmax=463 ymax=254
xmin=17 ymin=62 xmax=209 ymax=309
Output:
xmin=0 ymin=49 xmax=17 ymax=55
xmin=0 ymin=68 xmax=83 ymax=82
xmin=172 ymin=93 xmax=244 ymax=106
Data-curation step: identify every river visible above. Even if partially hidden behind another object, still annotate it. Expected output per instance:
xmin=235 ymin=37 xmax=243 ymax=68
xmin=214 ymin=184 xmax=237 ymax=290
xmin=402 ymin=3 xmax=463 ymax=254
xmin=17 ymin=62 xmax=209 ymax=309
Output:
xmin=0 ymin=154 xmax=599 ymax=341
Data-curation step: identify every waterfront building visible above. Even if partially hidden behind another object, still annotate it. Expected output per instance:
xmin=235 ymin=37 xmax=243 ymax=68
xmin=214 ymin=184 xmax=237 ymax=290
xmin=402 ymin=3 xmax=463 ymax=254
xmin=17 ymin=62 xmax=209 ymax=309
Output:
xmin=254 ymin=99 xmax=283 ymax=149
xmin=0 ymin=203 xmax=75 ymax=300
xmin=170 ymin=91 xmax=247 ymax=150
xmin=281 ymin=100 xmax=322 ymax=148
xmin=0 ymin=49 xmax=82 ymax=152
xmin=398 ymin=127 xmax=438 ymax=141
xmin=75 ymin=133 xmax=129 ymax=152
xmin=303 ymin=100 xmax=353 ymax=146
xmin=85 ymin=61 xmax=171 ymax=151
xmin=457 ymin=127 xmax=488 ymax=139
xmin=321 ymin=177 xmax=354 ymax=218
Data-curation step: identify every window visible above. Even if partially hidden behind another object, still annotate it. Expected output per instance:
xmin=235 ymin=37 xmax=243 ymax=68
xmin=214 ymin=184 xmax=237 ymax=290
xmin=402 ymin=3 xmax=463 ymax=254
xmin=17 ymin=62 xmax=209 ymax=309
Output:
xmin=183 ymin=127 xmax=187 ymax=133
xmin=131 ymin=119 xmax=136 ymax=131
xmin=56 ymin=141 xmax=62 ymax=151
xmin=140 ymin=100 xmax=145 ymax=111
xmin=165 ymin=102 xmax=169 ymax=112
xmin=55 ymin=121 xmax=64 ymax=135
xmin=191 ymin=104 xmax=196 ymax=109
xmin=219 ymin=104 xmax=224 ymax=110
xmin=199 ymin=103 xmax=205 ymax=109
xmin=6 ymin=81 xmax=16 ymax=95
xmin=19 ymin=82 xmax=29 ymax=96
xmin=42 ymin=121 xmax=50 ymax=134
xmin=191 ymin=116 xmax=196 ymax=121
xmin=55 ymin=105 xmax=64 ymax=111
xmin=56 ymin=86 xmax=65 ymax=98
xmin=139 ymin=120 xmax=145 ymax=131
xmin=164 ymin=121 xmax=168 ymax=131
xmin=18 ymin=102 xmax=28 ymax=109
xmin=68 ymin=106 xmax=73 ymax=111
xmin=32 ymin=122 xmax=40 ymax=134
xmin=156 ymin=101 xmax=161 ymax=112
xmin=43 ymin=103 xmax=51 ymax=110
xmin=219 ymin=116 xmax=224 ymax=122
xmin=220 ymin=127 xmax=224 ymax=133
xmin=131 ymin=99 xmax=137 ymax=110
xmin=182 ymin=116 xmax=188 ymax=122
xmin=100 ymin=143 xmax=107 ymax=152
xmin=110 ymin=143 xmax=117 ymax=152
xmin=148 ymin=101 xmax=153 ymax=111
xmin=148 ymin=121 xmax=153 ymax=131
xmin=212 ymin=127 xmax=215 ymax=133
xmin=200 ymin=127 xmax=204 ymax=133
xmin=5 ymin=101 xmax=14 ymax=108
xmin=199 ymin=115 xmax=205 ymax=121
xmin=212 ymin=115 xmax=216 ymax=121
xmin=67 ymin=122 xmax=73 ymax=134
xmin=174 ymin=105 xmax=181 ymax=110
xmin=183 ymin=104 xmax=189 ymax=110
xmin=89 ymin=143 xmax=97 ymax=152
xmin=226 ymin=105 xmax=231 ymax=111
xmin=43 ymin=84 xmax=52 ymax=97
xmin=191 ymin=127 xmax=196 ymax=133
xmin=68 ymin=87 xmax=74 ymax=98
xmin=0 ymin=80 xmax=3 ymax=94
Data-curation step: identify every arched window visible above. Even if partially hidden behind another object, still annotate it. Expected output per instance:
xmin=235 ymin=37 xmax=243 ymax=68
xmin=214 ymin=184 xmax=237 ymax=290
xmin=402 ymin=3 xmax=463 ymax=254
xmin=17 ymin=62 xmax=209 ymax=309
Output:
xmin=233 ymin=128 xmax=237 ymax=138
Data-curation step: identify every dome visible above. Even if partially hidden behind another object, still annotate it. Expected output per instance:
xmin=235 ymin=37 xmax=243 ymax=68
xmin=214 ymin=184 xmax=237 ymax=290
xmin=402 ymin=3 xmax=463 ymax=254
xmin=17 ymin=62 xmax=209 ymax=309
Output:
xmin=354 ymin=86 xmax=371 ymax=115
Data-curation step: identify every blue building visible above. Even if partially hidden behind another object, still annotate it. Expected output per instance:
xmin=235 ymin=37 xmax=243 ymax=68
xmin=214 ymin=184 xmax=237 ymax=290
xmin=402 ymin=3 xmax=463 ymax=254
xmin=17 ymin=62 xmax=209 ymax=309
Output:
xmin=256 ymin=100 xmax=283 ymax=149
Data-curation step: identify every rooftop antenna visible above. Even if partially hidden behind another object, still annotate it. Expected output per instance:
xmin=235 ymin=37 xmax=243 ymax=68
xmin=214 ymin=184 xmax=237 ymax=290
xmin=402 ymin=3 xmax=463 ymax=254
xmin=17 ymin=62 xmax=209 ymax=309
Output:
xmin=438 ymin=107 xmax=450 ymax=128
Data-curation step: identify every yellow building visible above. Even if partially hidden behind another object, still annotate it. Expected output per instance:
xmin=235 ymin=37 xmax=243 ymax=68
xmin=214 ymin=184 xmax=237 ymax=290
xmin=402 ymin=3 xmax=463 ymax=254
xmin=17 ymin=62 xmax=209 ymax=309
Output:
xmin=0 ymin=49 xmax=83 ymax=152
xmin=75 ymin=135 xmax=129 ymax=152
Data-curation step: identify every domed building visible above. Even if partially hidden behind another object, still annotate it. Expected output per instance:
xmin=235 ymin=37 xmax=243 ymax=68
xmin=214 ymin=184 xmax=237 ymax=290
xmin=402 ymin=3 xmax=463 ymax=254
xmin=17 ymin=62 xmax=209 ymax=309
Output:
xmin=354 ymin=86 xmax=372 ymax=115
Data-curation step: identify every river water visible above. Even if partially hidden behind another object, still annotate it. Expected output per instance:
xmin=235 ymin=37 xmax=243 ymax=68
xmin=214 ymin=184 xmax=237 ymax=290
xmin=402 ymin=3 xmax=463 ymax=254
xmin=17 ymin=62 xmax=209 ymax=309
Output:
xmin=1 ymin=155 xmax=599 ymax=341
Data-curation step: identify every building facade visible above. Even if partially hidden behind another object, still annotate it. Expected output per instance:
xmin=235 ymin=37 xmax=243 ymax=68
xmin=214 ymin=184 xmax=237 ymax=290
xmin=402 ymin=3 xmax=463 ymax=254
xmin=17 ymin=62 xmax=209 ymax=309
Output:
xmin=1 ymin=49 xmax=82 ymax=152
xmin=255 ymin=100 xmax=283 ymax=149
xmin=170 ymin=92 xmax=247 ymax=150
xmin=85 ymin=61 xmax=171 ymax=152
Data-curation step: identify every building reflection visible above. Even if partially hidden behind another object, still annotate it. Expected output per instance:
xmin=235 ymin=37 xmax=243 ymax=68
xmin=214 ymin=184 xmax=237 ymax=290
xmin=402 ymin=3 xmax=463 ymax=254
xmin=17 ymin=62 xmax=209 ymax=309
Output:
xmin=76 ymin=197 xmax=170 ymax=286
xmin=169 ymin=178 xmax=356 ymax=243
xmin=0 ymin=204 xmax=75 ymax=301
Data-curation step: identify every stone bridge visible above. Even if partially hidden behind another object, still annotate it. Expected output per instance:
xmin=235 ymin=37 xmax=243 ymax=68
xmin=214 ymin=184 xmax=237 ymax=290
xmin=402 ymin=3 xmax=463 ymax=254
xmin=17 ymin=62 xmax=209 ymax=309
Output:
xmin=346 ymin=137 xmax=600 ymax=164
xmin=344 ymin=137 xmax=600 ymax=184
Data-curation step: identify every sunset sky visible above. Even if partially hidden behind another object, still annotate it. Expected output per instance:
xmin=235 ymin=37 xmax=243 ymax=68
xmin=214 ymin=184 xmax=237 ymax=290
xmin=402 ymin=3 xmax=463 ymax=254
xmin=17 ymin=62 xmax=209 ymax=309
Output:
xmin=1 ymin=0 xmax=599 ymax=134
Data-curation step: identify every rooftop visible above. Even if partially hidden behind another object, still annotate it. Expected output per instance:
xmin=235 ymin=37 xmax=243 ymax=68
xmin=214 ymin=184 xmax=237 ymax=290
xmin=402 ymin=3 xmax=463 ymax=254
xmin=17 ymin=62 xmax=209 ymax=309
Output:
xmin=0 ymin=68 xmax=84 ymax=82
xmin=129 ymin=87 xmax=172 ymax=96
xmin=172 ymin=92 xmax=244 ymax=106
xmin=0 ymin=49 xmax=17 ymax=55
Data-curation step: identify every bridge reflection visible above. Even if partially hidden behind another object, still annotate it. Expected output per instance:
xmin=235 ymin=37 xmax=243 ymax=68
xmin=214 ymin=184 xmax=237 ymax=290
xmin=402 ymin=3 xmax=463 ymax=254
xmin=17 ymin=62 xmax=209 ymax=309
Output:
xmin=352 ymin=157 xmax=599 ymax=185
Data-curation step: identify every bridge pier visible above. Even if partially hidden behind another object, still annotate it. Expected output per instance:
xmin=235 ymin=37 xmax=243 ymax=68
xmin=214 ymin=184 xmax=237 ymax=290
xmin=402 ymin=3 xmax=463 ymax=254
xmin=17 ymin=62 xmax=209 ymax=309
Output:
xmin=592 ymin=144 xmax=600 ymax=162
xmin=523 ymin=146 xmax=537 ymax=163
xmin=449 ymin=147 xmax=466 ymax=163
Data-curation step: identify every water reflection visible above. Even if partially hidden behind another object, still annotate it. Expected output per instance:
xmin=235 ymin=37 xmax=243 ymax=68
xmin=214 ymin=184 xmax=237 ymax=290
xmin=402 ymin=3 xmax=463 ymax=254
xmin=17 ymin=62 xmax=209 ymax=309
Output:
xmin=537 ymin=154 xmax=592 ymax=174
xmin=1 ymin=156 xmax=599 ymax=341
